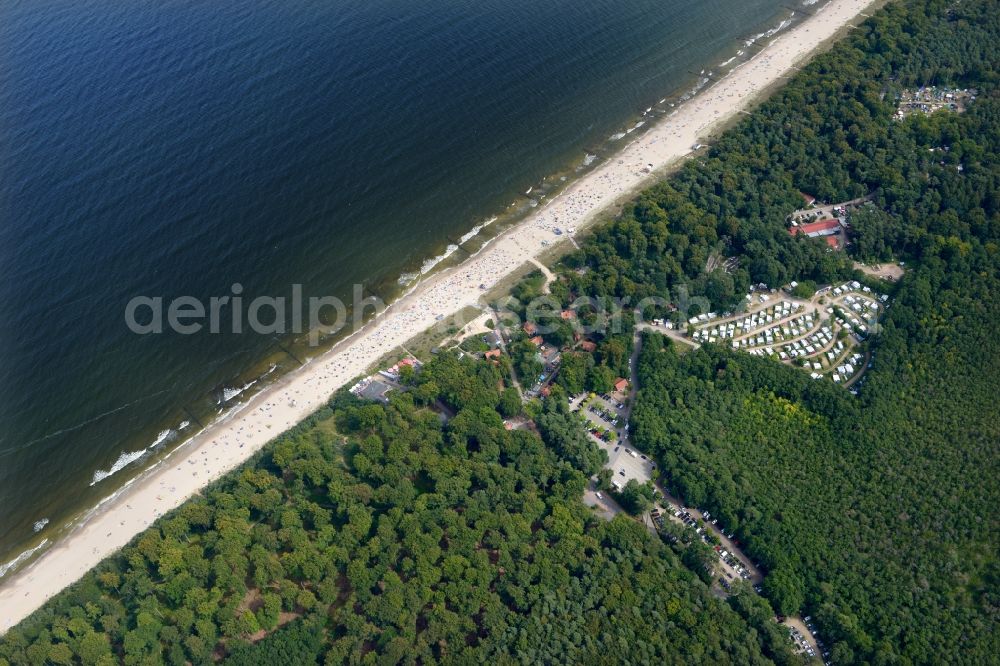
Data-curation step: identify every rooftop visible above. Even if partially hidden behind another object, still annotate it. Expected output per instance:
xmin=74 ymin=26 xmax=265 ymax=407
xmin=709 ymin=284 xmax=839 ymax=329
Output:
xmin=357 ymin=380 xmax=394 ymax=404
xmin=791 ymin=218 xmax=842 ymax=237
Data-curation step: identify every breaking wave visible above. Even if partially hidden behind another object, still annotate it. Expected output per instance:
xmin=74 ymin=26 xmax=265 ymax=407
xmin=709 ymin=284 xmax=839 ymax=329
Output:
xmin=220 ymin=364 xmax=277 ymax=403
xmin=398 ymin=216 xmax=497 ymax=286
xmin=0 ymin=539 xmax=49 ymax=579
xmin=87 ymin=403 xmax=205 ymax=487
xmin=745 ymin=15 xmax=794 ymax=47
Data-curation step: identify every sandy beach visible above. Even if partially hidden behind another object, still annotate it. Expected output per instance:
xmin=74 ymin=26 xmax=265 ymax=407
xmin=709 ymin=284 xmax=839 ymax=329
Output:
xmin=0 ymin=0 xmax=878 ymax=633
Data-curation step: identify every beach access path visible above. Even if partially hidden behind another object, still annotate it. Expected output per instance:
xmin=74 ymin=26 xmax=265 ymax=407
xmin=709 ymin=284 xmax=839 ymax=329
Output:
xmin=0 ymin=0 xmax=881 ymax=634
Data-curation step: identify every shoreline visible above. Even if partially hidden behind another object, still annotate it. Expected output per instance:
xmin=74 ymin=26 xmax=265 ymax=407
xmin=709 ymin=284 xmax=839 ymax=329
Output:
xmin=0 ymin=0 xmax=881 ymax=634
xmin=1 ymin=2 xmax=805 ymax=568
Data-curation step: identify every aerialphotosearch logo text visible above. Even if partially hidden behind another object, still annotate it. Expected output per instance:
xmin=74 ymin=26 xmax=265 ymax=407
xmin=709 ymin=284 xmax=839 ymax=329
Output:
xmin=125 ymin=283 xmax=385 ymax=346
xmin=125 ymin=282 xmax=714 ymax=346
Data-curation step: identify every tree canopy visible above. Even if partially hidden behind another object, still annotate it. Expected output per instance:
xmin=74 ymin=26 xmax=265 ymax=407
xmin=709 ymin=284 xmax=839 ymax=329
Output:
xmin=2 ymin=0 xmax=998 ymax=663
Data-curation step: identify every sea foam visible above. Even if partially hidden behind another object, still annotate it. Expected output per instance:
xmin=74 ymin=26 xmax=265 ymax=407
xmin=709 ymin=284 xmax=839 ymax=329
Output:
xmin=745 ymin=15 xmax=794 ymax=47
xmin=90 ymin=447 xmax=151 ymax=486
xmin=0 ymin=539 xmax=49 ymax=579
xmin=88 ymin=417 xmax=192 ymax=486
xmin=399 ymin=214 xmax=500 ymax=287
xmin=420 ymin=244 xmax=459 ymax=275
xmin=219 ymin=364 xmax=277 ymax=403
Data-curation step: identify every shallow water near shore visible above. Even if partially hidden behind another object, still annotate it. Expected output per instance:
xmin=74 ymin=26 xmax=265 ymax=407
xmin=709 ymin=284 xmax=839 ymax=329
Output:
xmin=0 ymin=0 xmax=807 ymax=571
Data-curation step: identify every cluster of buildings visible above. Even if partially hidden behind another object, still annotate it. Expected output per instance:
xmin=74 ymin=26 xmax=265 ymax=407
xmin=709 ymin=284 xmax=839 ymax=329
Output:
xmin=691 ymin=300 xmax=806 ymax=344
xmin=349 ymin=357 xmax=421 ymax=404
xmin=830 ymin=352 xmax=865 ymax=383
xmin=684 ymin=281 xmax=890 ymax=385
xmin=786 ymin=193 xmax=876 ymax=251
xmin=789 ymin=217 xmax=849 ymax=249
xmin=783 ymin=323 xmax=837 ymax=361
xmin=521 ymin=321 xmax=564 ymax=380
xmin=895 ymin=86 xmax=976 ymax=120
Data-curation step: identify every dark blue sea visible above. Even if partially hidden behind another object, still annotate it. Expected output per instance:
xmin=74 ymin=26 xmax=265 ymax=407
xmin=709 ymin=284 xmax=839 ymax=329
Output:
xmin=0 ymin=0 xmax=799 ymax=570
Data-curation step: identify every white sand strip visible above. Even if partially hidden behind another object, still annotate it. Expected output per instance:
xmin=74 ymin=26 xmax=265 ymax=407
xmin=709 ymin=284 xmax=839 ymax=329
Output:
xmin=0 ymin=0 xmax=878 ymax=634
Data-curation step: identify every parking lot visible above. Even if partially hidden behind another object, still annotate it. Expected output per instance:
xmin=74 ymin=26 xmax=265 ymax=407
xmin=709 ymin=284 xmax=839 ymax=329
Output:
xmin=783 ymin=616 xmax=823 ymax=660
xmin=583 ymin=484 xmax=621 ymax=520
xmin=572 ymin=389 xmax=827 ymax=662
xmin=571 ymin=393 xmax=656 ymax=491
xmin=607 ymin=444 xmax=655 ymax=489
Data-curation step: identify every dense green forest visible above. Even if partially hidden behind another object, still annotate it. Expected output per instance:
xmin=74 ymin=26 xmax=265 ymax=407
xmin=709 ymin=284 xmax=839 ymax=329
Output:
xmin=613 ymin=0 xmax=999 ymax=662
xmin=632 ymin=245 xmax=1000 ymax=662
xmin=3 ymin=0 xmax=999 ymax=663
xmin=0 ymin=354 xmax=780 ymax=665
xmin=559 ymin=0 xmax=999 ymax=312
xmin=555 ymin=0 xmax=998 ymax=660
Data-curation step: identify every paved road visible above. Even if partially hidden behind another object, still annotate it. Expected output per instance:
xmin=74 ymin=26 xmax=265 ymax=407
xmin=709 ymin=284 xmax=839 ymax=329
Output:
xmin=609 ymin=327 xmax=822 ymax=657
xmin=789 ymin=194 xmax=872 ymax=222
xmin=636 ymin=322 xmax=698 ymax=350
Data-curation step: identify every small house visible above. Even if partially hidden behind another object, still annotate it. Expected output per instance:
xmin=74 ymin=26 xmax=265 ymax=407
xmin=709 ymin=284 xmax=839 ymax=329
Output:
xmin=483 ymin=331 xmax=503 ymax=348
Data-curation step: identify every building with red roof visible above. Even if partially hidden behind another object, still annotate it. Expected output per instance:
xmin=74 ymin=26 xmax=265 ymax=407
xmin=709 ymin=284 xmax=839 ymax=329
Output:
xmin=790 ymin=218 xmax=842 ymax=238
